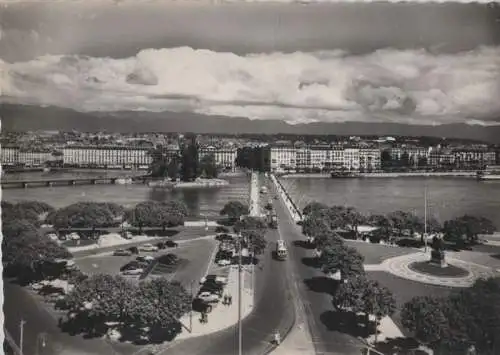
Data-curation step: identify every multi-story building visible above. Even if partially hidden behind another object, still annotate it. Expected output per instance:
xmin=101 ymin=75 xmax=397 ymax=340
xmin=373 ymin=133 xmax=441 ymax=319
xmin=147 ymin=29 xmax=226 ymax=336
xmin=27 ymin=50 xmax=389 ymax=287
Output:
xmin=343 ymin=148 xmax=360 ymax=171
xmin=1 ymin=146 xmax=20 ymax=166
xmin=270 ymin=146 xmax=297 ymax=172
xmin=199 ymin=146 xmax=238 ymax=170
xmin=428 ymin=148 xmax=455 ymax=168
xmin=452 ymin=149 xmax=496 ymax=169
xmin=62 ymin=146 xmax=152 ymax=168
xmin=330 ymin=147 xmax=345 ymax=170
xmin=359 ymin=148 xmax=381 ymax=172
xmin=18 ymin=150 xmax=53 ymax=166
xmin=309 ymin=145 xmax=332 ymax=171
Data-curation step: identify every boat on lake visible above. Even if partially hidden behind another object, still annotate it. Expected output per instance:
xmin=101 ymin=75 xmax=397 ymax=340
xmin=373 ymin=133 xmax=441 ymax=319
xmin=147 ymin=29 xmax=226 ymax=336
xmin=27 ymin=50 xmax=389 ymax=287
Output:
xmin=477 ymin=166 xmax=500 ymax=181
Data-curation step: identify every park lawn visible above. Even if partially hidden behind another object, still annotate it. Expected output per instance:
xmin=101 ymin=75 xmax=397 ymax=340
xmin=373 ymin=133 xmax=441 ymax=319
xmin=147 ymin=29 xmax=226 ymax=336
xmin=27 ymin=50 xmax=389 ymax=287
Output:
xmin=366 ymin=271 xmax=457 ymax=336
xmin=344 ymin=241 xmax=416 ymax=264
xmin=75 ymin=253 xmax=138 ymax=276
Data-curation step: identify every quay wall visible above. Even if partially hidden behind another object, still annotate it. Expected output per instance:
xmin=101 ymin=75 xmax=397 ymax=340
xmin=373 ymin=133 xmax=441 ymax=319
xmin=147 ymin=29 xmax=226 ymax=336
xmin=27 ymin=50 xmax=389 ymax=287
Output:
xmin=280 ymin=171 xmax=477 ymax=179
xmin=269 ymin=174 xmax=303 ymax=223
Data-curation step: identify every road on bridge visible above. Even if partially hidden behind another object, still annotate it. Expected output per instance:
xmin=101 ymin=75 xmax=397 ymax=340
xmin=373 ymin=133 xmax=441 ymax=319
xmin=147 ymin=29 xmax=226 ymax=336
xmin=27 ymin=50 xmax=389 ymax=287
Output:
xmin=270 ymin=178 xmax=364 ymax=355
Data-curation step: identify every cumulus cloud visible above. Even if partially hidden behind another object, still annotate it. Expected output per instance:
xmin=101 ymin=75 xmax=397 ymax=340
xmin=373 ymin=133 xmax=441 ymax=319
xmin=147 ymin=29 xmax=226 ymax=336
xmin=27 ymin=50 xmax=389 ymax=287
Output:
xmin=1 ymin=46 xmax=500 ymax=125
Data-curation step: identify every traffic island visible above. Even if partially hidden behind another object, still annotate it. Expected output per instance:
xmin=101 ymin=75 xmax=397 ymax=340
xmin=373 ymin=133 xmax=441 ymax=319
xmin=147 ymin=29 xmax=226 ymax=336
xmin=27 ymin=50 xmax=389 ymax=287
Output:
xmin=408 ymin=261 xmax=470 ymax=278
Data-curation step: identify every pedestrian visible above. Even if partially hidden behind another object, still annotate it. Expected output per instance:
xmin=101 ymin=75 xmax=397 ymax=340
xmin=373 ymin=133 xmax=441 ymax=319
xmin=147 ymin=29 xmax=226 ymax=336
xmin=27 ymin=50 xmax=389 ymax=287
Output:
xmin=228 ymin=294 xmax=233 ymax=305
xmin=273 ymin=330 xmax=281 ymax=345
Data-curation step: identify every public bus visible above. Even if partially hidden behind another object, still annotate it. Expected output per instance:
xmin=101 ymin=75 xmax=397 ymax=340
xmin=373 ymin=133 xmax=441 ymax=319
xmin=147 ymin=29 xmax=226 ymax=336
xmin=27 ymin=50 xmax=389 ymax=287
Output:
xmin=275 ymin=240 xmax=288 ymax=261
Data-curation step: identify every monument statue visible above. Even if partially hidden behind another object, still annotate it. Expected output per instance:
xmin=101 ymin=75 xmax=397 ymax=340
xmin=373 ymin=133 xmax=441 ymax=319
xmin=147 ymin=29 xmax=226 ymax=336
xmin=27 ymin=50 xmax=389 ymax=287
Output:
xmin=430 ymin=236 xmax=447 ymax=268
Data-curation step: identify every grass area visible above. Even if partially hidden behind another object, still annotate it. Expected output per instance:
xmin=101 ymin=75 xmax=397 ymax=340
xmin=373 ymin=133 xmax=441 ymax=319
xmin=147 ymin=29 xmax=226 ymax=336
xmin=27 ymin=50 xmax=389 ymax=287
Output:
xmin=344 ymin=241 xmax=415 ymax=264
xmin=366 ymin=271 xmax=456 ymax=335
xmin=408 ymin=261 xmax=470 ymax=278
xmin=62 ymin=238 xmax=97 ymax=248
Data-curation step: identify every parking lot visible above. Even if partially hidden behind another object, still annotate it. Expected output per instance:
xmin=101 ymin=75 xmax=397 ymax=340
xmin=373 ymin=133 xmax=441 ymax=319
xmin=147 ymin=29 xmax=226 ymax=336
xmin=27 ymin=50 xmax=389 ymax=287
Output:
xmin=75 ymin=238 xmax=218 ymax=289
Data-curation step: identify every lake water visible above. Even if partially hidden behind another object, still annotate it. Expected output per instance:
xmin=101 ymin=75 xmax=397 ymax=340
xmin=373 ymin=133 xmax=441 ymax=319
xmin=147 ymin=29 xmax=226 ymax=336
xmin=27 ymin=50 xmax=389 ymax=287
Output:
xmin=279 ymin=176 xmax=500 ymax=228
xmin=3 ymin=172 xmax=250 ymax=217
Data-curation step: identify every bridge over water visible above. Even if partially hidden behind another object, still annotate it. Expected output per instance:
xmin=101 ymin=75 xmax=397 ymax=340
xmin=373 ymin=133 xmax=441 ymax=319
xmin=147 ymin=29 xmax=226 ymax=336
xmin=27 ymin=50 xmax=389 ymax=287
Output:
xmin=1 ymin=175 xmax=152 ymax=189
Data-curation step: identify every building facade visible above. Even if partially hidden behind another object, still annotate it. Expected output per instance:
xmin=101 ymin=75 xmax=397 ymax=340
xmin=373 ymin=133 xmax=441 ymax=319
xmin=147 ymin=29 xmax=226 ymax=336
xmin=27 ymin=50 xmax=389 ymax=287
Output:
xmin=62 ymin=146 xmax=152 ymax=168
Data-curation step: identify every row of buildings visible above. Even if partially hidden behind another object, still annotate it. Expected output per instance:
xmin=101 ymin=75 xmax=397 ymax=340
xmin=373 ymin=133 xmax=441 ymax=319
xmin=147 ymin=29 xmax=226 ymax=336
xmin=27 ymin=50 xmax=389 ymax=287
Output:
xmin=1 ymin=145 xmax=238 ymax=171
xmin=269 ymin=145 xmax=498 ymax=172
xmin=1 ymin=143 xmax=498 ymax=172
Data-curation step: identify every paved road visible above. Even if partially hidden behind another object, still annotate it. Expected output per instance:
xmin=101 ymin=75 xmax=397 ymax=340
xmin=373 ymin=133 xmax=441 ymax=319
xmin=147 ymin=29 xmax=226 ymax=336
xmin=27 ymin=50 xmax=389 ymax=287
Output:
xmin=4 ymin=282 xmax=121 ymax=355
xmin=158 ymin=178 xmax=295 ymax=355
xmin=270 ymin=181 xmax=364 ymax=355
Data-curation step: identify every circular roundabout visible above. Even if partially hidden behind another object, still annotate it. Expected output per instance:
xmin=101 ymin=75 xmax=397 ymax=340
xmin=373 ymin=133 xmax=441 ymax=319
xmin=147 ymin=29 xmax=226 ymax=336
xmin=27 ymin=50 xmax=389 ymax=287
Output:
xmin=380 ymin=252 xmax=500 ymax=288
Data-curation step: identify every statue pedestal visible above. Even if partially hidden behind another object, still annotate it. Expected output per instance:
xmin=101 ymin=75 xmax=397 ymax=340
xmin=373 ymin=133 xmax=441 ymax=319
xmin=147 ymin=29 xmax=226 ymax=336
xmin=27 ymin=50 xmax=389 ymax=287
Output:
xmin=430 ymin=250 xmax=447 ymax=268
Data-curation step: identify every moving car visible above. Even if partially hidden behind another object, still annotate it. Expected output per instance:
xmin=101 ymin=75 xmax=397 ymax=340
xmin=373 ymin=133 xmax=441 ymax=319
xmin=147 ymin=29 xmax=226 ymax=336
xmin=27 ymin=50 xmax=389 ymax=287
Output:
xmin=217 ymin=259 xmax=231 ymax=266
xmin=138 ymin=244 xmax=159 ymax=252
xmin=120 ymin=260 xmax=148 ymax=272
xmin=114 ymin=249 xmax=133 ymax=256
xmin=158 ymin=253 xmax=179 ymax=265
xmin=197 ymin=291 xmax=220 ymax=303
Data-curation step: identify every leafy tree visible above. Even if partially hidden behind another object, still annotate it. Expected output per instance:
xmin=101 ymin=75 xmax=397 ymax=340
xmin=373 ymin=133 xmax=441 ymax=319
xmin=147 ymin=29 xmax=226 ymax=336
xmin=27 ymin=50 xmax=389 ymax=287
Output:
xmin=167 ymin=155 xmax=180 ymax=180
xmin=136 ymin=278 xmax=191 ymax=334
xmin=2 ymin=219 xmax=71 ymax=277
xmin=381 ymin=149 xmax=393 ymax=170
xmin=401 ymin=296 xmax=456 ymax=350
xmin=363 ymin=280 xmax=396 ymax=339
xmin=320 ymin=244 xmax=365 ymax=279
xmin=220 ymin=201 xmax=249 ymax=223
xmin=127 ymin=201 xmax=186 ymax=229
xmin=148 ymin=145 xmax=170 ymax=178
xmin=236 ymin=146 xmax=270 ymax=172
xmin=443 ymin=215 xmax=496 ymax=246
xmin=417 ymin=156 xmax=428 ymax=168
xmin=332 ymin=276 xmax=368 ymax=313
xmin=180 ymin=135 xmax=199 ymax=182
xmin=199 ymin=154 xmax=218 ymax=179
xmin=240 ymin=229 xmax=267 ymax=256
xmin=302 ymin=214 xmax=331 ymax=238
xmin=233 ymin=216 xmax=267 ymax=234
xmin=302 ymin=202 xmax=328 ymax=216
xmin=48 ymin=202 xmax=118 ymax=229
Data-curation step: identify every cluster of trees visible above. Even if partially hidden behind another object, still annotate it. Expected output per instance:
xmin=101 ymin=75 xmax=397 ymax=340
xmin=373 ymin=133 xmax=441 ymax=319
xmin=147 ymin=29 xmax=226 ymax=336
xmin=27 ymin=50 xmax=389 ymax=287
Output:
xmin=126 ymin=201 xmax=188 ymax=230
xmin=303 ymin=203 xmax=396 ymax=338
xmin=43 ymin=200 xmax=188 ymax=232
xmin=149 ymin=135 xmax=218 ymax=181
xmin=62 ymin=274 xmax=191 ymax=341
xmin=235 ymin=146 xmax=270 ymax=172
xmin=3 ymin=217 xmax=71 ymax=282
xmin=301 ymin=202 xmax=496 ymax=248
xmin=381 ymin=150 xmax=427 ymax=171
xmin=402 ymin=277 xmax=500 ymax=354
xmin=46 ymin=202 xmax=125 ymax=229
xmin=219 ymin=201 xmax=268 ymax=256
xmin=2 ymin=200 xmax=55 ymax=227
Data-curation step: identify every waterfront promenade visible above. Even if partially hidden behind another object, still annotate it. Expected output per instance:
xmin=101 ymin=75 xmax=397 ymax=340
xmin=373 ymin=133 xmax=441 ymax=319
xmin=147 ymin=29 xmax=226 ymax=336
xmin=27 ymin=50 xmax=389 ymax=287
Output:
xmin=280 ymin=171 xmax=477 ymax=179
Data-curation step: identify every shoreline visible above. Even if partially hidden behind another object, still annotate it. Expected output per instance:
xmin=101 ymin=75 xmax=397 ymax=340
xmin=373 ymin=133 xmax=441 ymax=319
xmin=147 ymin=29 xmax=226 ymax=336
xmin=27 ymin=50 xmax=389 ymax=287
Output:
xmin=280 ymin=172 xmax=478 ymax=179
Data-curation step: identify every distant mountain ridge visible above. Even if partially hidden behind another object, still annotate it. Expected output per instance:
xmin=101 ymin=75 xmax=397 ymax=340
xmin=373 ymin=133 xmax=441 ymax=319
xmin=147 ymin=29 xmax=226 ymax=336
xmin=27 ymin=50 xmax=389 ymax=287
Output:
xmin=1 ymin=104 xmax=499 ymax=143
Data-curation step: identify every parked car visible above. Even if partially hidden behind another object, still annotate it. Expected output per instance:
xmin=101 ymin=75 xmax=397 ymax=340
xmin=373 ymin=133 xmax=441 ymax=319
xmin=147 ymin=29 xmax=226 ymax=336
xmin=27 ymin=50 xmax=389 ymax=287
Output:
xmin=200 ymin=274 xmax=228 ymax=285
xmin=136 ymin=255 xmax=155 ymax=262
xmin=200 ymin=282 xmax=224 ymax=297
xmin=138 ymin=244 xmax=159 ymax=252
xmin=113 ymin=249 xmax=132 ymax=256
xmin=121 ymin=231 xmax=133 ymax=240
xmin=215 ymin=233 xmax=233 ymax=242
xmin=197 ymin=291 xmax=220 ymax=303
xmin=164 ymin=240 xmax=179 ymax=248
xmin=156 ymin=242 xmax=166 ymax=250
xmin=122 ymin=268 xmax=144 ymax=276
xmin=215 ymin=226 xmax=230 ymax=234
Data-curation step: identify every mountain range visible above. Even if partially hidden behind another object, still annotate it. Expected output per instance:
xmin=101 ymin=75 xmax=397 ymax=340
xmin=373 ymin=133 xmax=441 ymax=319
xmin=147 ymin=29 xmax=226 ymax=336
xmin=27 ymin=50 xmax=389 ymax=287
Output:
xmin=1 ymin=104 xmax=499 ymax=144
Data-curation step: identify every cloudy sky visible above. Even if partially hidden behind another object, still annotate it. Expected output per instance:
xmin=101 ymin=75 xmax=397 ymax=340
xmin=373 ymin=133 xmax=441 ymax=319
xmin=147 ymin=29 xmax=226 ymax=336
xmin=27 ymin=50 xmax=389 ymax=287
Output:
xmin=1 ymin=2 xmax=500 ymax=127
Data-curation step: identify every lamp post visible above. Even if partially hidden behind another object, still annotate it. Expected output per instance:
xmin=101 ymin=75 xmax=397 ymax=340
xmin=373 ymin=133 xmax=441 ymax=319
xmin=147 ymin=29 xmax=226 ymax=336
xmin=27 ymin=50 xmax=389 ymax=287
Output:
xmin=19 ymin=319 xmax=26 ymax=355
xmin=237 ymin=233 xmax=243 ymax=355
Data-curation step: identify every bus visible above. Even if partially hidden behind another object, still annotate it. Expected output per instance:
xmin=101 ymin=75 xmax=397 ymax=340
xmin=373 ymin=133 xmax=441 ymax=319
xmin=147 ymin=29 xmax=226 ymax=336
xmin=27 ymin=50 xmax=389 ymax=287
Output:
xmin=275 ymin=240 xmax=287 ymax=261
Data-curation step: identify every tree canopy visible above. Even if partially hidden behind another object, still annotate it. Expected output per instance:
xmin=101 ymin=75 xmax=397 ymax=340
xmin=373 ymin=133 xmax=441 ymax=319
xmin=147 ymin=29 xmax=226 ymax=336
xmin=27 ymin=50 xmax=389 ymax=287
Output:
xmin=2 ymin=219 xmax=71 ymax=277
xmin=199 ymin=154 xmax=218 ymax=179
xmin=127 ymin=201 xmax=187 ymax=228
xmin=402 ymin=277 xmax=500 ymax=354
xmin=443 ymin=215 xmax=496 ymax=246
xmin=2 ymin=200 xmax=55 ymax=226
xmin=47 ymin=202 xmax=122 ymax=229
xmin=63 ymin=274 xmax=191 ymax=341
xmin=220 ymin=201 xmax=249 ymax=222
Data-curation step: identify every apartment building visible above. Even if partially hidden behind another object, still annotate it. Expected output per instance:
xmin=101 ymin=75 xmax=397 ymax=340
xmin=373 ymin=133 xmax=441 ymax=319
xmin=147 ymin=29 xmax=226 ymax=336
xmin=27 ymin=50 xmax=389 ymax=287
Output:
xmin=1 ymin=146 xmax=53 ymax=166
xmin=1 ymin=146 xmax=19 ymax=166
xmin=62 ymin=146 xmax=152 ymax=168
xmin=359 ymin=148 xmax=381 ymax=172
xmin=199 ymin=146 xmax=237 ymax=170
xmin=452 ymin=149 xmax=496 ymax=169
xmin=343 ymin=148 xmax=360 ymax=171
xmin=270 ymin=146 xmax=297 ymax=172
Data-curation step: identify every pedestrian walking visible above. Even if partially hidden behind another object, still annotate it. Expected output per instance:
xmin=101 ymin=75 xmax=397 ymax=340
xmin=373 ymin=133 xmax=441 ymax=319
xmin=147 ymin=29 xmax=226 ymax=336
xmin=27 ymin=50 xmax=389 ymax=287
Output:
xmin=228 ymin=294 xmax=233 ymax=305
xmin=223 ymin=294 xmax=228 ymax=305
xmin=273 ymin=330 xmax=281 ymax=345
